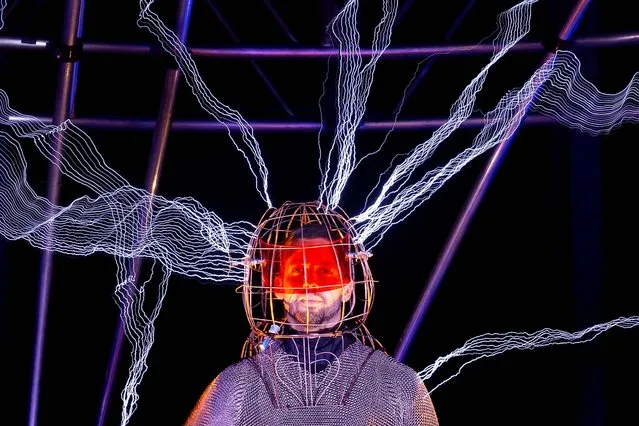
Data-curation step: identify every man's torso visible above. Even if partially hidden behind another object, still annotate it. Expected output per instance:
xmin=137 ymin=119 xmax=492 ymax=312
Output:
xmin=232 ymin=341 xmax=420 ymax=425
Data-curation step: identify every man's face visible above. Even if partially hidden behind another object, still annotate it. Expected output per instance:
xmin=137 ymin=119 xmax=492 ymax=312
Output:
xmin=273 ymin=237 xmax=353 ymax=332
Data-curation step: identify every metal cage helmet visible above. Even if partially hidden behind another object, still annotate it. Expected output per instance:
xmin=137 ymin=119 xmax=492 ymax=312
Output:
xmin=242 ymin=201 xmax=377 ymax=354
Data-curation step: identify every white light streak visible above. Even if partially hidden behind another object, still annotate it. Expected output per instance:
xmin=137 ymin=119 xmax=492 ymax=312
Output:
xmin=420 ymin=316 xmax=639 ymax=394
xmin=353 ymin=46 xmax=639 ymax=248
xmin=319 ymin=0 xmax=399 ymax=209
xmin=137 ymin=0 xmax=273 ymax=208
xmin=352 ymin=0 xmax=540 ymax=248
xmin=0 ymin=91 xmax=254 ymax=425
xmin=533 ymin=49 xmax=639 ymax=134
xmin=114 ymin=258 xmax=169 ymax=426
xmin=0 ymin=0 xmax=6 ymax=30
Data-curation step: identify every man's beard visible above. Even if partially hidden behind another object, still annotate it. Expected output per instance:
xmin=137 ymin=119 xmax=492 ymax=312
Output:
xmin=289 ymin=300 xmax=342 ymax=329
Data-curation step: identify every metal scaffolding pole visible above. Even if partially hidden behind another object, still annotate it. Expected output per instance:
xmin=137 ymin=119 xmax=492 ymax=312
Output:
xmin=28 ymin=1 xmax=85 ymax=426
xmin=95 ymin=1 xmax=193 ymax=426
xmin=1 ymin=32 xmax=639 ymax=57
xmin=392 ymin=0 xmax=478 ymax=114
xmin=206 ymin=0 xmax=293 ymax=116
xmin=5 ymin=114 xmax=566 ymax=132
xmin=394 ymin=0 xmax=594 ymax=363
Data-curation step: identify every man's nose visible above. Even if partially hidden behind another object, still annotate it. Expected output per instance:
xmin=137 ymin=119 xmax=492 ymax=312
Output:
xmin=302 ymin=281 xmax=318 ymax=289
xmin=301 ymin=268 xmax=317 ymax=287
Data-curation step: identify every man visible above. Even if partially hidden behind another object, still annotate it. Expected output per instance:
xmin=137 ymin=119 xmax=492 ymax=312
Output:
xmin=185 ymin=202 xmax=439 ymax=425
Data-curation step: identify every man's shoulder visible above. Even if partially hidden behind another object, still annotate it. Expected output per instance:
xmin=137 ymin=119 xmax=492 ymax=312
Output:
xmin=198 ymin=356 xmax=261 ymax=398
xmin=366 ymin=346 xmax=422 ymax=380
xmin=215 ymin=356 xmax=260 ymax=382
xmin=185 ymin=359 xmax=258 ymax=424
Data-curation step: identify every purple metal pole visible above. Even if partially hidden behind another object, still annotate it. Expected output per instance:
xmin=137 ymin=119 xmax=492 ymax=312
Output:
xmin=392 ymin=0 xmax=477 ymax=115
xmin=0 ymin=37 xmax=49 ymax=50
xmin=5 ymin=114 xmax=565 ymax=131
xmin=394 ymin=0 xmax=594 ymax=363
xmin=68 ymin=0 xmax=86 ymax=117
xmin=82 ymin=40 xmax=556 ymax=58
xmin=206 ymin=0 xmax=293 ymax=116
xmin=2 ymin=32 xmax=639 ymax=57
xmin=261 ymin=0 xmax=298 ymax=43
xmin=78 ymin=33 xmax=639 ymax=57
xmin=28 ymin=1 xmax=84 ymax=426
xmin=397 ymin=0 xmax=416 ymax=22
xmin=95 ymin=2 xmax=193 ymax=426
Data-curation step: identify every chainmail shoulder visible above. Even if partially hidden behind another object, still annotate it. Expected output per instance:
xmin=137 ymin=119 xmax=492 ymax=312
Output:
xmin=184 ymin=341 xmax=439 ymax=425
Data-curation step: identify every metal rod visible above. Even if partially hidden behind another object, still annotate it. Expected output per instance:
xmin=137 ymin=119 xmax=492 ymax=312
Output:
xmin=95 ymin=2 xmax=193 ymax=426
xmin=68 ymin=0 xmax=86 ymax=118
xmin=392 ymin=0 xmax=478 ymax=114
xmin=262 ymin=0 xmax=298 ymax=43
xmin=4 ymin=114 xmax=565 ymax=132
xmin=1 ymin=32 xmax=638 ymax=57
xmin=28 ymin=1 xmax=84 ymax=426
xmin=394 ymin=0 xmax=594 ymax=363
xmin=395 ymin=0 xmax=416 ymax=25
xmin=206 ymin=0 xmax=293 ymax=116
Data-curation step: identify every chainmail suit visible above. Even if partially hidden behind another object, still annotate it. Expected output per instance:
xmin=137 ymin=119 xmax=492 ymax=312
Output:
xmin=184 ymin=338 xmax=439 ymax=425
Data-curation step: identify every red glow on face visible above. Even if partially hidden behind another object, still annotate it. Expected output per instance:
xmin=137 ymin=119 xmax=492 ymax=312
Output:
xmin=275 ymin=242 xmax=351 ymax=295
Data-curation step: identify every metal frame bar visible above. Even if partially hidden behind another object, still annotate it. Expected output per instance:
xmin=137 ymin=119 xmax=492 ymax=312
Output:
xmin=261 ymin=0 xmax=298 ymax=43
xmin=205 ymin=0 xmax=293 ymax=116
xmin=392 ymin=0 xmax=477 ymax=114
xmin=95 ymin=2 xmax=194 ymax=425
xmin=1 ymin=32 xmax=638 ymax=57
xmin=29 ymin=1 xmax=85 ymax=425
xmin=394 ymin=0 xmax=594 ymax=363
xmin=7 ymin=113 xmax=565 ymax=131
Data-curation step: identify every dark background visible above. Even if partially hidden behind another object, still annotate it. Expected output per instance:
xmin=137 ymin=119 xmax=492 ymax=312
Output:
xmin=1 ymin=1 xmax=638 ymax=425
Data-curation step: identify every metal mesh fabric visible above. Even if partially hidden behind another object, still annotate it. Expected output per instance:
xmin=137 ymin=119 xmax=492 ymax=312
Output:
xmin=184 ymin=340 xmax=439 ymax=425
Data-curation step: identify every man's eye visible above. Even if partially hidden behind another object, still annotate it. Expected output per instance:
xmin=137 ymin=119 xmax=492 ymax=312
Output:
xmin=318 ymin=267 xmax=334 ymax=275
xmin=291 ymin=266 xmax=303 ymax=274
